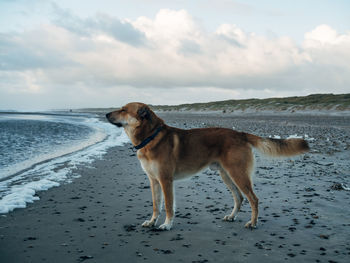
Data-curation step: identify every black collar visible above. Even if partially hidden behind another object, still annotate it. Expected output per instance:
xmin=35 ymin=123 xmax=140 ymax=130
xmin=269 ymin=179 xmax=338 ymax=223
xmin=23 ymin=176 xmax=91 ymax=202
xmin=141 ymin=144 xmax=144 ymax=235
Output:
xmin=134 ymin=126 xmax=163 ymax=150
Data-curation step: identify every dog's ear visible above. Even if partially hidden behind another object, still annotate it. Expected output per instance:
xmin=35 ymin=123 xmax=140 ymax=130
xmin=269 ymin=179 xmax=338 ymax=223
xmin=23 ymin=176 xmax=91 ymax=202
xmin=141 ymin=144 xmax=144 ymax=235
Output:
xmin=137 ymin=106 xmax=151 ymax=120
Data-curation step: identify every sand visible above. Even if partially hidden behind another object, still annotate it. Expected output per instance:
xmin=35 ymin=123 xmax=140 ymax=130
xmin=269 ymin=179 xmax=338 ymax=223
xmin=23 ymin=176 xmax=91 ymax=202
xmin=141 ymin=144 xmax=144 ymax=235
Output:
xmin=1 ymin=112 xmax=350 ymax=263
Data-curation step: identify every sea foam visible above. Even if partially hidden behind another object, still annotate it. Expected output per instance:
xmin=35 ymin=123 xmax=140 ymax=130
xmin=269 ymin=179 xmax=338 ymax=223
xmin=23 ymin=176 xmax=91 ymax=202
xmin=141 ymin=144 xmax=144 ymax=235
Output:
xmin=0 ymin=116 xmax=129 ymax=214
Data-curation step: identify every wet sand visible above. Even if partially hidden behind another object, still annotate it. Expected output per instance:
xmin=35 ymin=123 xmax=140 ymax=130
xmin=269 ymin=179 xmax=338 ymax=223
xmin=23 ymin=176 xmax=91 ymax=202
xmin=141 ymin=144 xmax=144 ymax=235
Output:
xmin=1 ymin=112 xmax=350 ymax=263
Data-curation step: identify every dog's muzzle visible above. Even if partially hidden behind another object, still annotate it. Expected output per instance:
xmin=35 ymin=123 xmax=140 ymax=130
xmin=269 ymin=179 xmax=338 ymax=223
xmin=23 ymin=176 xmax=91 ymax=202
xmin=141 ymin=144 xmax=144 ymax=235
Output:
xmin=106 ymin=113 xmax=123 ymax=127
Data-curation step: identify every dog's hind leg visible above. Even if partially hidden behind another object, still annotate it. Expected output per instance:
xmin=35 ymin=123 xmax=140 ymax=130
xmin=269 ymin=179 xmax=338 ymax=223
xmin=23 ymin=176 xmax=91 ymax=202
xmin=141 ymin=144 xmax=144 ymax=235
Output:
xmin=221 ymin=148 xmax=259 ymax=229
xmin=142 ymin=178 xmax=162 ymax=228
xmin=219 ymin=169 xmax=243 ymax=222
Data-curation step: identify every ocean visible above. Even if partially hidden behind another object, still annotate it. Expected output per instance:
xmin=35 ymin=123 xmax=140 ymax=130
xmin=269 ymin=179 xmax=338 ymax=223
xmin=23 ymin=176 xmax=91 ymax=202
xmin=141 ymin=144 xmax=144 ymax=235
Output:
xmin=0 ymin=112 xmax=129 ymax=214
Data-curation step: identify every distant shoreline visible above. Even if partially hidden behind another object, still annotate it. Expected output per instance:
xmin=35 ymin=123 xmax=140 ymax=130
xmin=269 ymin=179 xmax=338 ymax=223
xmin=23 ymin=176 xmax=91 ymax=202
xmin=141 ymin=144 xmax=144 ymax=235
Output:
xmin=74 ymin=107 xmax=350 ymax=117
xmin=73 ymin=93 xmax=350 ymax=116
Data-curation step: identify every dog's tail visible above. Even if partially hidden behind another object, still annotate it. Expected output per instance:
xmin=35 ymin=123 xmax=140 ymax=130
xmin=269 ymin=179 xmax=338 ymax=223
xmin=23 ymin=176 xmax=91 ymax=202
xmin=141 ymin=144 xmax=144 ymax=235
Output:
xmin=246 ymin=133 xmax=309 ymax=157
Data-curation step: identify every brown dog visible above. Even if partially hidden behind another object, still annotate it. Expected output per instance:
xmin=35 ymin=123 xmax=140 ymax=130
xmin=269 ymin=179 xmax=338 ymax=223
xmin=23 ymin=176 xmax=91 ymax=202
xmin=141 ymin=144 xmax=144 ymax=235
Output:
xmin=106 ymin=102 xmax=309 ymax=230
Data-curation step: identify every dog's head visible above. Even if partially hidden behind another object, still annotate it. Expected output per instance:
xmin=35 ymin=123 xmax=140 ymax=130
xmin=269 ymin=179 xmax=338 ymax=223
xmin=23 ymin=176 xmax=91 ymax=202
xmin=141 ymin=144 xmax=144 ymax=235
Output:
xmin=106 ymin=102 xmax=162 ymax=141
xmin=106 ymin=102 xmax=152 ymax=128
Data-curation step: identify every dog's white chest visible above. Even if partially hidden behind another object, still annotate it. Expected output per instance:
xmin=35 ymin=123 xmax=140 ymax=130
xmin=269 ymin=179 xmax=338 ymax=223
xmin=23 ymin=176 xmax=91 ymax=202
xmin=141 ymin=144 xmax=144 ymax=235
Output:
xmin=139 ymin=157 xmax=159 ymax=178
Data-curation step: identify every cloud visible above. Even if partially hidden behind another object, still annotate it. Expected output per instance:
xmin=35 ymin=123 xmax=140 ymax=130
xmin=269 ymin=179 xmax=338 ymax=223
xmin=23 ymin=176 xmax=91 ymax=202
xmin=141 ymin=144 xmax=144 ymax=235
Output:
xmin=0 ymin=8 xmax=349 ymax=109
xmin=303 ymin=24 xmax=350 ymax=70
xmin=51 ymin=4 xmax=146 ymax=46
xmin=0 ymin=29 xmax=75 ymax=71
xmin=304 ymin=24 xmax=340 ymax=47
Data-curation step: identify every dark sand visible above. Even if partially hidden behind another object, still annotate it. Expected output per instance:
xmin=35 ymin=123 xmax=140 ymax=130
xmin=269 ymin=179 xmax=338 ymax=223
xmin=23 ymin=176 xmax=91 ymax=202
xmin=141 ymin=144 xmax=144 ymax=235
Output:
xmin=1 ymin=113 xmax=350 ymax=263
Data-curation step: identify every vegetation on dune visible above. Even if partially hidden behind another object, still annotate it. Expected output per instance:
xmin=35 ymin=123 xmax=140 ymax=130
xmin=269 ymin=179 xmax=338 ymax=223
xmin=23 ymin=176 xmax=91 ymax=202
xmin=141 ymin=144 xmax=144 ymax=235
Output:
xmin=75 ymin=93 xmax=350 ymax=114
xmin=149 ymin=93 xmax=350 ymax=112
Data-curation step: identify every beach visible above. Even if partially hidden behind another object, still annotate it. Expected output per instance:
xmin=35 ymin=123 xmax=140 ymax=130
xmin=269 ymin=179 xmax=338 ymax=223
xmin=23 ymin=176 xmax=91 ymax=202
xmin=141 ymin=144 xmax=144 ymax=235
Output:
xmin=0 ymin=112 xmax=349 ymax=263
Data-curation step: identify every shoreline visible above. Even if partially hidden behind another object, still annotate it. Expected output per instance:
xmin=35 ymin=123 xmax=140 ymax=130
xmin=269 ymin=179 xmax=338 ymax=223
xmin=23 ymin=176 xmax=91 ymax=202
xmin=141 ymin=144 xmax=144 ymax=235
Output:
xmin=1 ymin=113 xmax=349 ymax=262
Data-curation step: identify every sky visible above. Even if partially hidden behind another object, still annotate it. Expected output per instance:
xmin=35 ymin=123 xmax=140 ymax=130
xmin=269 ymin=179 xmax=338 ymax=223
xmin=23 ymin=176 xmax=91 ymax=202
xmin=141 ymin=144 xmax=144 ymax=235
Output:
xmin=0 ymin=0 xmax=350 ymax=110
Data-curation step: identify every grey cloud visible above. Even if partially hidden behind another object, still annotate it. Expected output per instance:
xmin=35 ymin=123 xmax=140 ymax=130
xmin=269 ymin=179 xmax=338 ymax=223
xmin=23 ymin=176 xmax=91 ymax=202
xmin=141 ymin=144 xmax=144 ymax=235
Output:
xmin=89 ymin=14 xmax=146 ymax=46
xmin=0 ymin=33 xmax=75 ymax=71
xmin=178 ymin=39 xmax=202 ymax=55
xmin=51 ymin=4 xmax=146 ymax=46
xmin=217 ymin=34 xmax=244 ymax=48
xmin=0 ymin=34 xmax=73 ymax=70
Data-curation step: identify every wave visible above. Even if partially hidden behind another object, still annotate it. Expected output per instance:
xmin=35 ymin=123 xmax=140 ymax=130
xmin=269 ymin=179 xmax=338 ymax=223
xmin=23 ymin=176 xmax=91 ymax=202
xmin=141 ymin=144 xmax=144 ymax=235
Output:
xmin=0 ymin=115 xmax=129 ymax=214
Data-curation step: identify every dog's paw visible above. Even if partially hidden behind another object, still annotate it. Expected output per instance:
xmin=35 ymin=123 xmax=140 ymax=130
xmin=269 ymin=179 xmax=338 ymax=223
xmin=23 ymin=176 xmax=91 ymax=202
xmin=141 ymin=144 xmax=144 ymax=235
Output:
xmin=244 ymin=220 xmax=257 ymax=229
xmin=158 ymin=223 xmax=172 ymax=231
xmin=223 ymin=215 xmax=236 ymax=222
xmin=142 ymin=220 xmax=155 ymax=228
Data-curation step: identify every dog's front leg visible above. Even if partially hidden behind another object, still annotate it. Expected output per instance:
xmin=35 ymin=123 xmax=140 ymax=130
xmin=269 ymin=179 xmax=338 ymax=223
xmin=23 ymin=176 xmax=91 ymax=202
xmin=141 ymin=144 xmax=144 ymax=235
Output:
xmin=142 ymin=178 xmax=162 ymax=228
xmin=158 ymin=178 xmax=174 ymax=231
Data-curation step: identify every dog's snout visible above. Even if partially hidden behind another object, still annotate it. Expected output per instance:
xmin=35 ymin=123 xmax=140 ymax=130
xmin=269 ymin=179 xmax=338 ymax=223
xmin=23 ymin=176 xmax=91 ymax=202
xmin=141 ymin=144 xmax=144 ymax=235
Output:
xmin=106 ymin=112 xmax=112 ymax=119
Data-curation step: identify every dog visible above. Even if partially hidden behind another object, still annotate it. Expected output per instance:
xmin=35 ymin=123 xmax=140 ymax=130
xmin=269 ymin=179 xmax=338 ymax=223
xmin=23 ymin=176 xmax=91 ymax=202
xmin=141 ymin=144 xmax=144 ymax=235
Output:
xmin=106 ymin=102 xmax=309 ymax=230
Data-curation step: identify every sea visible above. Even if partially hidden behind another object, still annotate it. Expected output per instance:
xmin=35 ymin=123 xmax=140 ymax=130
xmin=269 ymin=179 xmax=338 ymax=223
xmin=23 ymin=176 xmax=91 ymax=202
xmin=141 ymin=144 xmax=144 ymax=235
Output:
xmin=0 ymin=112 xmax=129 ymax=214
